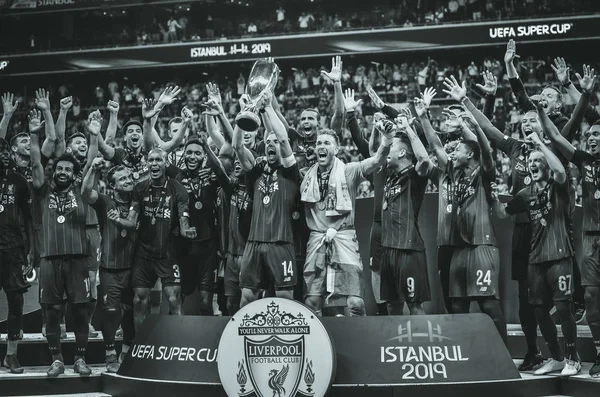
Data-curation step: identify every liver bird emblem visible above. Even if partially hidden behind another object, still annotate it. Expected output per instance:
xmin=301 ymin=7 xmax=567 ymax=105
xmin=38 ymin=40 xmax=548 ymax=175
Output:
xmin=268 ymin=364 xmax=289 ymax=397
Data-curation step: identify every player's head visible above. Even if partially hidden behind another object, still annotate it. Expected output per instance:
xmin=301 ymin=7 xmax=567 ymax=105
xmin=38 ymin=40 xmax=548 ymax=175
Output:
xmin=0 ymin=138 xmax=10 ymax=169
xmin=66 ymin=132 xmax=88 ymax=161
xmin=450 ymin=139 xmax=480 ymax=169
xmin=52 ymin=153 xmax=80 ymax=189
xmin=107 ymin=165 xmax=134 ymax=193
xmin=585 ymin=121 xmax=600 ymax=156
xmin=520 ymin=110 xmax=545 ymax=141
xmin=147 ymin=148 xmax=168 ymax=180
xmin=10 ymin=133 xmax=30 ymax=158
xmin=123 ymin=120 xmax=143 ymax=150
xmin=243 ymin=128 xmax=258 ymax=149
xmin=388 ymin=135 xmax=414 ymax=170
xmin=528 ymin=150 xmax=550 ymax=182
xmin=300 ymin=108 xmax=320 ymax=136
xmin=168 ymin=116 xmax=188 ymax=140
xmin=183 ymin=138 xmax=205 ymax=171
xmin=444 ymin=105 xmax=465 ymax=134
xmin=315 ymin=129 xmax=339 ymax=169
xmin=264 ymin=131 xmax=282 ymax=165
xmin=540 ymin=85 xmax=563 ymax=115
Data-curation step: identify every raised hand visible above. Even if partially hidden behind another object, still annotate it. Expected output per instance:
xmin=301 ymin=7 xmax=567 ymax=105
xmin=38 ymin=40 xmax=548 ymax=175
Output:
xmin=526 ymin=131 xmax=542 ymax=145
xmin=206 ymin=82 xmax=222 ymax=106
xmin=60 ymin=96 xmax=73 ymax=111
xmin=413 ymin=97 xmax=429 ymax=117
xmin=90 ymin=157 xmax=104 ymax=170
xmin=158 ymin=85 xmax=181 ymax=106
xmin=343 ymin=88 xmax=363 ymax=112
xmin=258 ymin=89 xmax=273 ymax=109
xmin=366 ymin=86 xmax=384 ymax=109
xmin=88 ymin=109 xmax=102 ymax=123
xmin=202 ymin=99 xmax=223 ymax=116
xmin=504 ymin=39 xmax=519 ymax=64
xmin=321 ymin=56 xmax=342 ymax=83
xmin=34 ymin=88 xmax=50 ymax=111
xmin=142 ymin=98 xmax=159 ymax=119
xmin=442 ymin=76 xmax=467 ymax=102
xmin=529 ymin=95 xmax=547 ymax=111
xmin=1 ymin=93 xmax=18 ymax=115
xmin=422 ymin=87 xmax=437 ymax=107
xmin=238 ymin=94 xmax=251 ymax=112
xmin=107 ymin=100 xmax=120 ymax=115
xmin=551 ymin=57 xmax=570 ymax=85
xmin=395 ymin=116 xmax=413 ymax=133
xmin=181 ymin=106 xmax=194 ymax=123
xmin=28 ymin=109 xmax=44 ymax=133
xmin=87 ymin=118 xmax=102 ymax=136
xmin=107 ymin=209 xmax=121 ymax=222
xmin=575 ymin=64 xmax=596 ymax=94
xmin=475 ymin=70 xmax=498 ymax=96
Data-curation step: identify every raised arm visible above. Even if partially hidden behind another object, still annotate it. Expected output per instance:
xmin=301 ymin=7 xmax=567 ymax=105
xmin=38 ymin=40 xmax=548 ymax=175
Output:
xmin=28 ymin=110 xmax=45 ymax=189
xmin=207 ymin=82 xmax=235 ymax=142
xmin=270 ymin=91 xmax=291 ymax=134
xmin=33 ymin=89 xmax=57 ymax=159
xmin=81 ymin=157 xmax=103 ymax=205
xmin=475 ymin=70 xmax=498 ymax=120
xmin=504 ymin=40 xmax=535 ymax=112
xmin=105 ymin=100 xmax=120 ymax=144
xmin=367 ymin=86 xmax=399 ymax=120
xmin=0 ymin=93 xmax=18 ymax=139
xmin=343 ymin=88 xmax=370 ymax=158
xmin=321 ymin=56 xmax=344 ymax=134
xmin=262 ymin=92 xmax=293 ymax=160
xmin=83 ymin=117 xmax=101 ymax=179
xmin=159 ymin=107 xmax=192 ymax=153
xmin=560 ymin=65 xmax=595 ymax=140
xmin=199 ymin=135 xmax=234 ymax=195
xmin=468 ymin=112 xmax=495 ymax=173
xmin=232 ymin=124 xmax=256 ymax=172
xmin=204 ymin=108 xmax=226 ymax=150
xmin=536 ymin=101 xmax=575 ymax=161
xmin=54 ymin=96 xmax=72 ymax=157
xmin=360 ymin=125 xmax=393 ymax=176
xmin=414 ymin=91 xmax=448 ymax=169
xmin=398 ymin=116 xmax=432 ymax=176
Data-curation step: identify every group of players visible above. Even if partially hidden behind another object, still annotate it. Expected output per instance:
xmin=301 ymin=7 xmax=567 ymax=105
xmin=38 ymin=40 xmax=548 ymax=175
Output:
xmin=0 ymin=40 xmax=599 ymax=379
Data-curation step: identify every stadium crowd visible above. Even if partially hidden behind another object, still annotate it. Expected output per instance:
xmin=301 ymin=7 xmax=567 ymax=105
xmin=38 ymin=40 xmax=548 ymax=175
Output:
xmin=1 ymin=37 xmax=600 ymax=381
xmin=2 ymin=0 xmax=598 ymax=53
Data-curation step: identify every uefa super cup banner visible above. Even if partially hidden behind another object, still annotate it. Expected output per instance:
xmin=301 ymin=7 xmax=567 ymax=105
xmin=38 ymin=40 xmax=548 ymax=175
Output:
xmin=119 ymin=308 xmax=518 ymax=389
xmin=3 ymin=14 xmax=600 ymax=76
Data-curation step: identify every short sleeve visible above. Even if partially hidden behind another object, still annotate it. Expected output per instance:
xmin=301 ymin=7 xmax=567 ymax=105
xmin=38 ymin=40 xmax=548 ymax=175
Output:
xmin=571 ymin=149 xmax=593 ymax=169
xmin=347 ymin=162 xmax=366 ymax=186
xmin=91 ymin=193 xmax=108 ymax=216
xmin=496 ymin=136 xmax=521 ymax=159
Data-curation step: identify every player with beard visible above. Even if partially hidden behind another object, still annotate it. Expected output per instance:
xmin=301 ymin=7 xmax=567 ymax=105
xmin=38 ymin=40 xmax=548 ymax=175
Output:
xmin=31 ymin=117 xmax=103 ymax=378
xmin=421 ymin=77 xmax=505 ymax=343
xmin=82 ymin=159 xmax=136 ymax=373
xmin=120 ymin=145 xmax=195 ymax=330
xmin=98 ymin=87 xmax=185 ymax=183
xmin=0 ymin=136 xmax=34 ymax=374
xmin=497 ymin=129 xmax=581 ymax=376
xmin=465 ymin=66 xmax=594 ymax=370
xmin=233 ymin=90 xmax=299 ymax=307
xmin=379 ymin=113 xmax=432 ymax=315
xmin=173 ymin=136 xmax=220 ymax=315
xmin=540 ymin=69 xmax=600 ymax=377
xmin=199 ymin=132 xmax=252 ymax=315
xmin=301 ymin=112 xmax=392 ymax=316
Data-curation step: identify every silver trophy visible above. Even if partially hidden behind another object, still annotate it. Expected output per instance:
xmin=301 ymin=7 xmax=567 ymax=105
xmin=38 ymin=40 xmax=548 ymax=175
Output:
xmin=236 ymin=59 xmax=280 ymax=132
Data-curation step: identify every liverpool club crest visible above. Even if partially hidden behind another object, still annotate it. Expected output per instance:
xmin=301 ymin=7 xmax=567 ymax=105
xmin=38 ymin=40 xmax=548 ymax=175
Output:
xmin=218 ymin=299 xmax=335 ymax=397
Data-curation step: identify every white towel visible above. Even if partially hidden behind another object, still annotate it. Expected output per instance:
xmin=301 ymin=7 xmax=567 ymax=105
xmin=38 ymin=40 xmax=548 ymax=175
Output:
xmin=300 ymin=157 xmax=352 ymax=216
